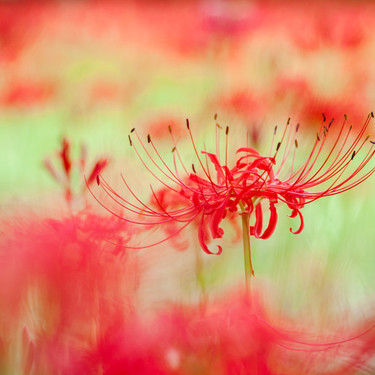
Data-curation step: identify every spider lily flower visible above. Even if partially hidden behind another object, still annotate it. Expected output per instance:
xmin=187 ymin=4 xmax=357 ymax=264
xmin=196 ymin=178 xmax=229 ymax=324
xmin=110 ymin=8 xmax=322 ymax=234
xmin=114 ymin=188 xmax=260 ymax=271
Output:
xmin=92 ymin=113 xmax=375 ymax=273
xmin=44 ymin=138 xmax=108 ymax=204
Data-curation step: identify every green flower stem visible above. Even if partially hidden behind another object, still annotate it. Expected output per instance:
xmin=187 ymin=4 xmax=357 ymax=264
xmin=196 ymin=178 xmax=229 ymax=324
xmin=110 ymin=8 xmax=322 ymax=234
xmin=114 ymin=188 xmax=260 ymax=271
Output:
xmin=194 ymin=238 xmax=207 ymax=309
xmin=241 ymin=212 xmax=254 ymax=296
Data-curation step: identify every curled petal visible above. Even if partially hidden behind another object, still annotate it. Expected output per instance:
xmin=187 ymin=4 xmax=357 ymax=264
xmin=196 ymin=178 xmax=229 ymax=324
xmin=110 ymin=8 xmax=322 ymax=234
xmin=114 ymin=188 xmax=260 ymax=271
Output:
xmin=289 ymin=209 xmax=304 ymax=234
xmin=236 ymin=147 xmax=260 ymax=156
xmin=250 ymin=203 xmax=263 ymax=238
xmin=198 ymin=213 xmax=223 ymax=255
xmin=260 ymin=201 xmax=278 ymax=239
xmin=236 ymin=156 xmax=274 ymax=173
xmin=209 ymin=205 xmax=225 ymax=239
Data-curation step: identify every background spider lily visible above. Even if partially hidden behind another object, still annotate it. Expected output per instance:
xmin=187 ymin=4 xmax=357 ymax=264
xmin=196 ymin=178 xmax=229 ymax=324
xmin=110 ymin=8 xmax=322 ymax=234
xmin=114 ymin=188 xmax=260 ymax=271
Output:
xmin=45 ymin=138 xmax=108 ymax=207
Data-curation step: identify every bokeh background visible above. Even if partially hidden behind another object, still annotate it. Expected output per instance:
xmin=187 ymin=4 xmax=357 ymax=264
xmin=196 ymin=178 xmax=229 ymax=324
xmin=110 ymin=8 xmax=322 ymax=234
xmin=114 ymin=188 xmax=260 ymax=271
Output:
xmin=1 ymin=1 xmax=375 ymax=373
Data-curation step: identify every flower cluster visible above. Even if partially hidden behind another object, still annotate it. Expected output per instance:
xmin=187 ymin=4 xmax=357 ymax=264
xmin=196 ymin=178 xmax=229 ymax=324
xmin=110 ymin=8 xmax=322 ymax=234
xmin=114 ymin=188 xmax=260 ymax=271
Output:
xmin=93 ymin=114 xmax=375 ymax=258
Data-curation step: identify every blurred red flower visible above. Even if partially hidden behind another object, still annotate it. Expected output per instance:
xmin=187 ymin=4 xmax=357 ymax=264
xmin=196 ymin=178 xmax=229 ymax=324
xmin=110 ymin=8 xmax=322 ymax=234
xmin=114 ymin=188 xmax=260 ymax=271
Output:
xmin=44 ymin=138 xmax=108 ymax=205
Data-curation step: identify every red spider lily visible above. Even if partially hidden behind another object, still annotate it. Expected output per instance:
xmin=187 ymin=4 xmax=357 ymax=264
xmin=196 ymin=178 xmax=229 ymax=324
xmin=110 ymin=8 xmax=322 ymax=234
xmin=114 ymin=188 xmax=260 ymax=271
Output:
xmin=92 ymin=114 xmax=375 ymax=268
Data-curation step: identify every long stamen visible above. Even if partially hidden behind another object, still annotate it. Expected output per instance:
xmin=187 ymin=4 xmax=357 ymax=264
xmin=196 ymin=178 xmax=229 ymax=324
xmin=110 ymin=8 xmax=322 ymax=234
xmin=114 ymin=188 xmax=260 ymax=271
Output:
xmin=268 ymin=125 xmax=278 ymax=156
xmin=215 ymin=115 xmax=221 ymax=161
xmin=275 ymin=122 xmax=299 ymax=178
xmin=301 ymin=116 xmax=372 ymax=189
xmin=186 ymin=119 xmax=217 ymax=184
xmin=133 ymin=130 xmax=181 ymax=187
xmin=130 ymin=134 xmax=181 ymax=194
xmin=169 ymin=126 xmax=190 ymax=177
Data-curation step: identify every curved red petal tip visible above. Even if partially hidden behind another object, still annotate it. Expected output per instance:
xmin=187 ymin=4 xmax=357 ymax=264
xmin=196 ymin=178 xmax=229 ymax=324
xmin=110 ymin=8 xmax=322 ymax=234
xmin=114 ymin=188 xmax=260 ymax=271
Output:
xmin=214 ymin=245 xmax=223 ymax=255
xmin=236 ymin=147 xmax=260 ymax=155
xmin=199 ymin=214 xmax=223 ymax=255
xmin=201 ymin=240 xmax=223 ymax=255
xmin=252 ymin=203 xmax=263 ymax=238
xmin=289 ymin=209 xmax=304 ymax=234
xmin=209 ymin=205 xmax=226 ymax=239
xmin=260 ymin=202 xmax=278 ymax=239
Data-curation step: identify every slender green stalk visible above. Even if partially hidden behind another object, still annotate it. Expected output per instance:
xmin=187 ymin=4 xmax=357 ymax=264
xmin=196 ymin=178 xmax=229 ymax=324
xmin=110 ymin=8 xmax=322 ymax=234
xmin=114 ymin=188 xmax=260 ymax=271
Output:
xmin=190 ymin=227 xmax=207 ymax=311
xmin=193 ymin=239 xmax=207 ymax=309
xmin=241 ymin=212 xmax=254 ymax=296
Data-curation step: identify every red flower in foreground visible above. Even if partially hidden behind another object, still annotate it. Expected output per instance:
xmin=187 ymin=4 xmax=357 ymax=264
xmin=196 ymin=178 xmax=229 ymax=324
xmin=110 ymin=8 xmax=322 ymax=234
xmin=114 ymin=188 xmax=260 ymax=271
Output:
xmin=85 ymin=292 xmax=375 ymax=375
xmin=93 ymin=114 xmax=375 ymax=267
xmin=1 ymin=214 xmax=375 ymax=374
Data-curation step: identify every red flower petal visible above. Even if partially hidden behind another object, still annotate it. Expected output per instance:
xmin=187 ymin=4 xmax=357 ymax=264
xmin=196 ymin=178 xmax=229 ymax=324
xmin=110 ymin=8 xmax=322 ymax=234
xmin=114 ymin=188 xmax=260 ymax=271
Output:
xmin=250 ymin=203 xmax=263 ymax=238
xmin=289 ymin=208 xmax=304 ymax=234
xmin=198 ymin=213 xmax=223 ymax=255
xmin=259 ymin=201 xmax=278 ymax=239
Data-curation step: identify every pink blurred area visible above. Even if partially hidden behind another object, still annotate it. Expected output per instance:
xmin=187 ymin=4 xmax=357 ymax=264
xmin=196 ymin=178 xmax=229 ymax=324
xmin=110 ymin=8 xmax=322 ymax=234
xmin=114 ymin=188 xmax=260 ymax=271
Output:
xmin=1 ymin=213 xmax=375 ymax=374
xmin=0 ymin=0 xmax=373 ymax=125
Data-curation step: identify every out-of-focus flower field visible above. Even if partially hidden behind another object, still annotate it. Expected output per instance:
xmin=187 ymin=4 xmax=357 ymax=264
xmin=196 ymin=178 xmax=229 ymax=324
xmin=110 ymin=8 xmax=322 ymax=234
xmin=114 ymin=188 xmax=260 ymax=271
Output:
xmin=2 ymin=1 xmax=375 ymax=374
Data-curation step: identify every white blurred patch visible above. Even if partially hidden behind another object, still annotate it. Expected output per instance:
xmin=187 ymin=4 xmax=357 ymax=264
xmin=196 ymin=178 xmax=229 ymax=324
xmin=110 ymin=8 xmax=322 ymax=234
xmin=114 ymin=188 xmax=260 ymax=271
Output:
xmin=165 ymin=347 xmax=180 ymax=370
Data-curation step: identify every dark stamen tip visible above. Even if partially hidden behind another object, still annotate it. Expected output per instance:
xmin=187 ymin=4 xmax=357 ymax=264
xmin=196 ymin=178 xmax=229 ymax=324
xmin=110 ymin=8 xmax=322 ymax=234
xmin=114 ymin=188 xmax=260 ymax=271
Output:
xmin=371 ymin=112 xmax=374 ymax=118
xmin=96 ymin=175 xmax=100 ymax=185
xmin=276 ymin=142 xmax=281 ymax=151
xmin=274 ymin=126 xmax=277 ymax=135
xmin=226 ymin=126 xmax=229 ymax=135
xmin=172 ymin=146 xmax=176 ymax=153
xmin=216 ymin=122 xmax=222 ymax=129
xmin=349 ymin=124 xmax=353 ymax=130
xmin=329 ymin=118 xmax=334 ymax=128
xmin=344 ymin=114 xmax=348 ymax=121
xmin=214 ymin=113 xmax=217 ymax=120
xmin=128 ymin=135 xmax=132 ymax=146
xmin=351 ymin=150 xmax=356 ymax=160
xmin=295 ymin=139 xmax=298 ymax=148
xmin=147 ymin=134 xmax=151 ymax=143
xmin=168 ymin=125 xmax=172 ymax=133
xmin=287 ymin=117 xmax=291 ymax=125
xmin=130 ymin=128 xmax=135 ymax=133
xmin=370 ymin=140 xmax=375 ymax=145
xmin=186 ymin=119 xmax=190 ymax=129
xmin=324 ymin=126 xmax=328 ymax=132
xmin=322 ymin=113 xmax=326 ymax=122
xmin=296 ymin=123 xmax=300 ymax=132
xmin=192 ymin=163 xmax=196 ymax=173
xmin=316 ymin=133 xmax=320 ymax=142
